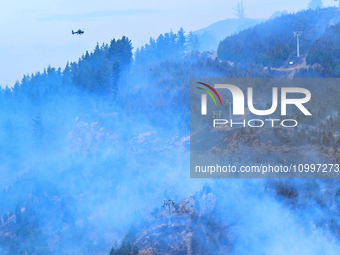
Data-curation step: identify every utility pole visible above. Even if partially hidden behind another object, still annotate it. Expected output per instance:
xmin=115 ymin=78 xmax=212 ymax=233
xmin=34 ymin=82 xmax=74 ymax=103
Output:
xmin=213 ymin=111 xmax=224 ymax=128
xmin=163 ymin=199 xmax=175 ymax=226
xmin=225 ymin=99 xmax=232 ymax=125
xmin=293 ymin=31 xmax=302 ymax=57
xmin=212 ymin=111 xmax=223 ymax=128
xmin=212 ymin=111 xmax=223 ymax=119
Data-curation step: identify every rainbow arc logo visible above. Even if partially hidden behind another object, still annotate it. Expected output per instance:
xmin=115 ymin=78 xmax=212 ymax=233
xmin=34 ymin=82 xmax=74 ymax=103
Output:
xmin=196 ymin=82 xmax=222 ymax=106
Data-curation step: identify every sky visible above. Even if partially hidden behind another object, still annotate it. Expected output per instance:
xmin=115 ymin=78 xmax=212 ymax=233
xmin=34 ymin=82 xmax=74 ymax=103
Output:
xmin=0 ymin=0 xmax=338 ymax=87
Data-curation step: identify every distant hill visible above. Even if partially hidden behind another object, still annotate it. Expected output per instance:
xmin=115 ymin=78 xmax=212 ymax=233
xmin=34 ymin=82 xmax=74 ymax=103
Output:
xmin=193 ymin=17 xmax=264 ymax=51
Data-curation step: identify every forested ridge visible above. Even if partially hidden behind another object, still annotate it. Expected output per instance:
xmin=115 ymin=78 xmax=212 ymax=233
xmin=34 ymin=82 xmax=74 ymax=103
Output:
xmin=2 ymin=7 xmax=340 ymax=254
xmin=217 ymin=7 xmax=339 ymax=67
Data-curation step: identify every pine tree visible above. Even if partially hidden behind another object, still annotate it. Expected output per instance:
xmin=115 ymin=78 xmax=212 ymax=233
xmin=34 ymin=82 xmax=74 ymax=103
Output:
xmin=118 ymin=36 xmax=133 ymax=68
xmin=9 ymin=241 xmax=17 ymax=255
xmin=148 ymin=37 xmax=157 ymax=62
xmin=98 ymin=59 xmax=112 ymax=93
xmin=187 ymin=31 xmax=200 ymax=52
xmin=3 ymin=212 xmax=8 ymax=223
xmin=109 ymin=246 xmax=115 ymax=255
xmin=15 ymin=205 xmax=21 ymax=223
xmin=163 ymin=33 xmax=171 ymax=59
xmin=132 ymin=244 xmax=139 ymax=255
xmin=169 ymin=30 xmax=177 ymax=56
xmin=32 ymin=113 xmax=44 ymax=148
xmin=177 ymin=28 xmax=186 ymax=54
xmin=157 ymin=34 xmax=165 ymax=59
xmin=112 ymin=61 xmax=121 ymax=97
xmin=192 ymin=34 xmax=200 ymax=52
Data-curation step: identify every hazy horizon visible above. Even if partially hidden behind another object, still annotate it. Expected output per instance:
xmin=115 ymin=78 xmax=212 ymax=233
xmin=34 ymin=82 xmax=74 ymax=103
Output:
xmin=1 ymin=0 xmax=337 ymax=87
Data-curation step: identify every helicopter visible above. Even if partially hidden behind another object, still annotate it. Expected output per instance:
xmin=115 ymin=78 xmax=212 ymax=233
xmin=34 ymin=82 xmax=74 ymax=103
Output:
xmin=72 ymin=29 xmax=84 ymax=35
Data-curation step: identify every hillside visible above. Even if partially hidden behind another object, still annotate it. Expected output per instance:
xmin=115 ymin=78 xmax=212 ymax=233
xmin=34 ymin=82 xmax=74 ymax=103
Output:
xmin=129 ymin=177 xmax=340 ymax=254
xmin=1 ymin=6 xmax=340 ymax=255
xmin=193 ymin=17 xmax=263 ymax=51
xmin=304 ymin=21 xmax=340 ymax=76
xmin=217 ymin=7 xmax=340 ymax=68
